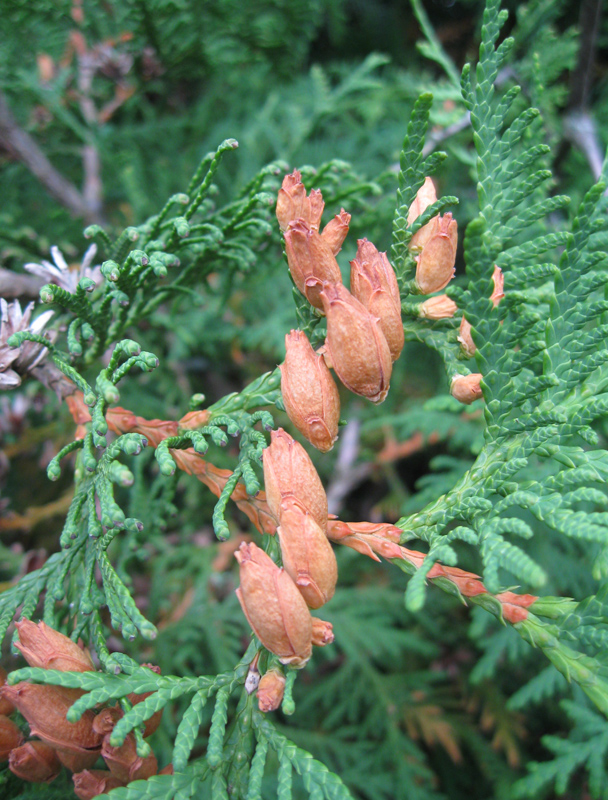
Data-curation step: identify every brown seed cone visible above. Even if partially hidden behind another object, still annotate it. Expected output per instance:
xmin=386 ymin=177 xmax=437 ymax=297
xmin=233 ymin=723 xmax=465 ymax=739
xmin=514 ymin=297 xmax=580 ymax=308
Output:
xmin=491 ymin=265 xmax=505 ymax=307
xmin=159 ymin=763 xmax=174 ymax=775
xmin=101 ymin=732 xmax=158 ymax=783
xmin=262 ymin=428 xmax=328 ymax=531
xmin=73 ymin=769 xmax=125 ymax=800
xmin=457 ymin=266 xmax=503 ymax=356
xmin=55 ymin=746 xmax=100 ymax=773
xmin=414 ymin=214 xmax=458 ymax=294
xmin=92 ymin=679 xmax=163 ymax=745
xmin=92 ymin=707 xmax=122 ymax=737
xmin=0 ymin=667 xmax=15 ymax=716
xmin=15 ymin=619 xmax=94 ymax=673
xmin=349 ymin=238 xmax=404 ymax=362
xmin=277 ymin=498 xmax=337 ymax=609
xmin=320 ymin=209 xmax=351 ymax=255
xmin=281 ymin=330 xmax=340 ymax=453
xmin=311 ymin=618 xmax=335 ymax=647
xmin=257 ymin=669 xmax=286 ymax=713
xmin=284 ymin=219 xmax=342 ymax=310
xmin=320 ymin=282 xmax=392 ymax=404
xmin=418 ymin=295 xmax=457 ymax=320
xmin=451 ymin=374 xmax=483 ymax=405
xmin=0 ymin=714 xmax=24 ymax=760
xmin=1 ymin=683 xmax=102 ymax=754
xmin=276 ymin=170 xmax=324 ymax=233
xmin=458 ymin=316 xmax=476 ymax=357
xmin=9 ymin=740 xmax=61 ymax=783
xmin=235 ymin=542 xmax=313 ymax=668
xmin=407 ymin=177 xmax=438 ymax=228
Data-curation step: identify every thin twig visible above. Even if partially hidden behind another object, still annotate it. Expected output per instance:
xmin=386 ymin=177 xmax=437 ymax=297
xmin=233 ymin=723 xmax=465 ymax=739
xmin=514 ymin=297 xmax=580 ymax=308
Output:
xmin=75 ymin=43 xmax=104 ymax=221
xmin=562 ymin=0 xmax=604 ymax=182
xmin=0 ymin=91 xmax=98 ymax=223
xmin=421 ymin=68 xmax=513 ymax=158
xmin=0 ymin=268 xmax=43 ymax=299
xmin=568 ymin=0 xmax=602 ymax=112
xmin=326 ymin=417 xmax=372 ymax=516
xmin=422 ymin=112 xmax=471 ymax=158
xmin=563 ymin=111 xmax=604 ymax=181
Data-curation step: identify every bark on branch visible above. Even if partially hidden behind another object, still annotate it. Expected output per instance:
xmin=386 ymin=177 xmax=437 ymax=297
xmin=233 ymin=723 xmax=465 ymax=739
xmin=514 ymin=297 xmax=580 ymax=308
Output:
xmin=0 ymin=90 xmax=101 ymax=224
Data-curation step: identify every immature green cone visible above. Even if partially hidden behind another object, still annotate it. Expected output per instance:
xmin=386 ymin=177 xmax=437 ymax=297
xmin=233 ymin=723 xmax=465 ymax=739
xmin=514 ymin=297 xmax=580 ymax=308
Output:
xmin=414 ymin=214 xmax=458 ymax=295
xmin=320 ymin=282 xmax=392 ymax=403
xmin=284 ymin=219 xmax=342 ymax=310
xmin=257 ymin=669 xmax=286 ymax=713
xmin=277 ymin=497 xmax=338 ymax=609
xmin=9 ymin=741 xmax=61 ymax=783
xmin=263 ymin=428 xmax=328 ymax=530
xmin=15 ymin=619 xmax=94 ymax=672
xmin=235 ymin=541 xmax=313 ymax=668
xmin=0 ymin=714 xmax=24 ymax=760
xmin=281 ymin=330 xmax=340 ymax=453
xmin=349 ymin=238 xmax=404 ymax=362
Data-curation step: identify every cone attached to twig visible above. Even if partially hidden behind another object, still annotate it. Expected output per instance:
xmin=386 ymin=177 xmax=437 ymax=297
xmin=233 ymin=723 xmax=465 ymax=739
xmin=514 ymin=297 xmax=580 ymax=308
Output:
xmin=101 ymin=732 xmax=158 ymax=783
xmin=73 ymin=769 xmax=126 ymax=800
xmin=414 ymin=214 xmax=458 ymax=295
xmin=276 ymin=497 xmax=337 ymax=609
xmin=350 ymin=238 xmax=404 ymax=362
xmin=9 ymin=740 xmax=61 ymax=783
xmin=276 ymin=170 xmax=324 ymax=233
xmin=284 ymin=219 xmax=342 ymax=310
xmin=235 ymin=541 xmax=313 ymax=668
xmin=262 ymin=428 xmax=328 ymax=530
xmin=15 ymin=619 xmax=94 ymax=673
xmin=257 ymin=669 xmax=286 ymax=713
xmin=419 ymin=294 xmax=457 ymax=320
xmin=451 ymin=374 xmax=483 ymax=404
xmin=1 ymin=683 xmax=102 ymax=758
xmin=280 ymin=330 xmax=340 ymax=453
xmin=320 ymin=282 xmax=392 ymax=403
xmin=0 ymin=715 xmax=24 ymax=760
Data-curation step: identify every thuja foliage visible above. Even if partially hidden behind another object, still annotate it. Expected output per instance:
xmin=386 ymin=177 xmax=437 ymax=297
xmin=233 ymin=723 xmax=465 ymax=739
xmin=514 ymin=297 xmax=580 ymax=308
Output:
xmin=2 ymin=0 xmax=608 ymax=798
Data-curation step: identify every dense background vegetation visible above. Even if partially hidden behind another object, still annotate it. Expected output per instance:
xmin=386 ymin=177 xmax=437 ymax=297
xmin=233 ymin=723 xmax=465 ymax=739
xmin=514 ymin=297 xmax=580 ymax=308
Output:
xmin=2 ymin=1 xmax=608 ymax=798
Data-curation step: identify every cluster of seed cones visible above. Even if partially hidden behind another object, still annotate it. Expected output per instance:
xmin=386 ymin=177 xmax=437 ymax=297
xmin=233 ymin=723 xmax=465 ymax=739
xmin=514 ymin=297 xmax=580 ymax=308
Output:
xmin=234 ymin=172 xmax=467 ymax=700
xmin=0 ymin=621 xmax=170 ymax=798
xmin=234 ymin=429 xmax=336 ymax=710
xmin=411 ymin=177 xmax=505 ymax=404
xmin=277 ymin=170 xmax=405 ymax=452
xmin=277 ymin=170 xmax=500 ymax=424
